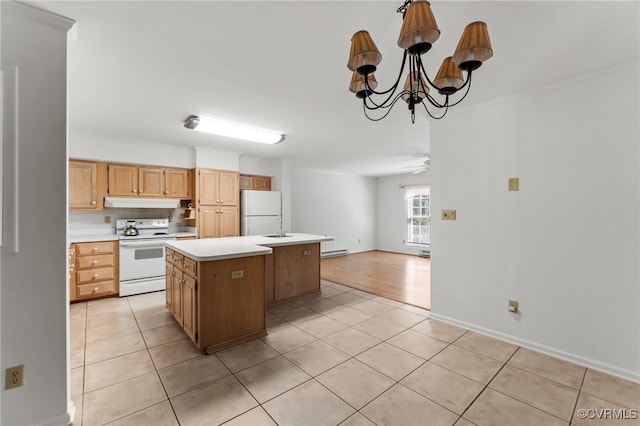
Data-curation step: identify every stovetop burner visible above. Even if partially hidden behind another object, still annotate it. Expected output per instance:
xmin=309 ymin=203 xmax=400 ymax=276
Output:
xmin=115 ymin=218 xmax=174 ymax=240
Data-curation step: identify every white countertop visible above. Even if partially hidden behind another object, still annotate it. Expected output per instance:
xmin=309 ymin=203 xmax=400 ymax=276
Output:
xmin=166 ymin=233 xmax=334 ymax=262
xmin=68 ymin=234 xmax=120 ymax=243
xmin=68 ymin=226 xmax=196 ymax=243
xmin=175 ymin=232 xmax=197 ymax=239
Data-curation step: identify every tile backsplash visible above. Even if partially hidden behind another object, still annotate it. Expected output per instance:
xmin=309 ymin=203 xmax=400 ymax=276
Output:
xmin=69 ymin=207 xmax=187 ymax=232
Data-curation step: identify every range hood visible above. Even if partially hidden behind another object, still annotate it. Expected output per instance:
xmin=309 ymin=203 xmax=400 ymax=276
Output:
xmin=104 ymin=197 xmax=181 ymax=209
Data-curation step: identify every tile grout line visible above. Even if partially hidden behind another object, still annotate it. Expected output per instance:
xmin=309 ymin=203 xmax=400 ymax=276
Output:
xmin=568 ymin=366 xmax=589 ymax=425
xmin=455 ymin=344 xmax=520 ymax=423
xmin=126 ymin=296 xmax=181 ymax=426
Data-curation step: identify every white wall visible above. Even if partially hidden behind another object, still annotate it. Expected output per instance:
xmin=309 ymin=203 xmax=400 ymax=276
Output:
xmin=376 ymin=173 xmax=430 ymax=254
xmin=70 ymin=129 xmax=194 ymax=168
xmin=239 ymin=155 xmax=279 ymax=181
xmin=430 ymin=62 xmax=640 ymax=381
xmin=194 ymin=146 xmax=239 ymax=170
xmin=290 ymin=166 xmax=377 ymax=254
xmin=1 ymin=3 xmax=74 ymax=424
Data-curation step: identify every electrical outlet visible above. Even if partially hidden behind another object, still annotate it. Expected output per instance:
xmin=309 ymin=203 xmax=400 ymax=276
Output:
xmin=104 ymin=215 xmax=111 ymax=224
xmin=5 ymin=365 xmax=24 ymax=389
xmin=508 ymin=299 xmax=519 ymax=313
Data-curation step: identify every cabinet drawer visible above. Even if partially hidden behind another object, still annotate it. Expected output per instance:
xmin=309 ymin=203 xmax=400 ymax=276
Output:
xmin=77 ymin=254 xmax=114 ymax=270
xmin=172 ymin=252 xmax=184 ymax=266
xmin=76 ymin=241 xmax=114 ymax=256
xmin=76 ymin=267 xmax=115 ymax=284
xmin=77 ymin=280 xmax=116 ymax=298
xmin=182 ymin=257 xmax=198 ymax=277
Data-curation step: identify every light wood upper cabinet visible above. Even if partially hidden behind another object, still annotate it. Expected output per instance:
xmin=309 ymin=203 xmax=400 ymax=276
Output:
xmin=196 ymin=169 xmax=240 ymax=238
xmin=106 ymin=163 xmax=193 ymax=199
xmin=69 ymin=160 xmax=106 ymax=210
xmin=252 ymin=176 xmax=271 ymax=191
xmin=239 ymin=174 xmax=272 ymax=191
xmin=108 ymin=164 xmax=138 ymax=196
xmin=198 ymin=169 xmax=221 ymax=205
xmin=165 ymin=168 xmax=190 ymax=199
xmin=138 ymin=167 xmax=165 ymax=197
xmin=219 ymin=171 xmax=239 ymax=205
xmin=239 ymin=175 xmax=252 ymax=191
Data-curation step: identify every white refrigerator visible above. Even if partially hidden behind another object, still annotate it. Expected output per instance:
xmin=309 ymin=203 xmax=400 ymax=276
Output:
xmin=240 ymin=190 xmax=282 ymax=236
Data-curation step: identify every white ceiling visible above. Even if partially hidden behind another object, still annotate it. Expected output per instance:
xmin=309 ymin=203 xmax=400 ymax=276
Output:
xmin=28 ymin=1 xmax=640 ymax=176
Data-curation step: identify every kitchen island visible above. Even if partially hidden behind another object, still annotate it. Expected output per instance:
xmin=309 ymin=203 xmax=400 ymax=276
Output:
xmin=165 ymin=233 xmax=333 ymax=353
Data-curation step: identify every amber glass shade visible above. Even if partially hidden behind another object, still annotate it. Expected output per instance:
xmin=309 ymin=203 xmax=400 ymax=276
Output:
xmin=433 ymin=57 xmax=464 ymax=95
xmin=397 ymin=0 xmax=440 ymax=55
xmin=452 ymin=21 xmax=493 ymax=71
xmin=348 ymin=30 xmax=383 ymax=76
xmin=349 ymin=71 xmax=378 ymax=99
xmin=401 ymin=71 xmax=429 ymax=102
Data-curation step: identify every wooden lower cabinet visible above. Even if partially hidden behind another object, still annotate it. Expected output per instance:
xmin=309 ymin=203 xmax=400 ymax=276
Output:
xmin=165 ymin=248 xmax=266 ymax=353
xmin=69 ymin=245 xmax=76 ymax=301
xmin=70 ymin=240 xmax=118 ymax=302
xmin=182 ymin=273 xmax=198 ymax=342
xmin=166 ymin=249 xmax=187 ymax=335
xmin=198 ymin=206 xmax=239 ymax=238
xmin=267 ymin=242 xmax=321 ymax=304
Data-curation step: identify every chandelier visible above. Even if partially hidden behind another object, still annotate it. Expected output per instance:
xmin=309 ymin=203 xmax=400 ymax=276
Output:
xmin=347 ymin=0 xmax=493 ymax=122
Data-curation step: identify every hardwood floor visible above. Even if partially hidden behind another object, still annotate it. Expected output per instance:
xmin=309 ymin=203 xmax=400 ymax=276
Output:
xmin=320 ymin=250 xmax=430 ymax=309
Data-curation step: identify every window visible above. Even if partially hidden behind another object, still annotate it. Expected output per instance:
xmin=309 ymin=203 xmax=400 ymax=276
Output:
xmin=405 ymin=185 xmax=430 ymax=245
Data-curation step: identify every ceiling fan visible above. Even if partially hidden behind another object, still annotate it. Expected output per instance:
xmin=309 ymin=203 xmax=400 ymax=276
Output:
xmin=401 ymin=155 xmax=431 ymax=174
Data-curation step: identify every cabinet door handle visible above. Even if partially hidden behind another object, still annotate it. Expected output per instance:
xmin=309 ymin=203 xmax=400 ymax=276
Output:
xmin=92 ymin=247 xmax=99 ymax=252
xmin=132 ymin=189 xmax=137 ymax=193
xmin=93 ymin=274 xmax=99 ymax=279
xmin=139 ymin=189 xmax=144 ymax=193
xmin=92 ymin=260 xmax=99 ymax=265
xmin=93 ymin=287 xmax=99 ymax=293
xmin=91 ymin=200 xmax=96 ymax=205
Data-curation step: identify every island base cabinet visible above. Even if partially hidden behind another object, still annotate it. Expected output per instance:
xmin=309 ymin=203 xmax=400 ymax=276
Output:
xmin=269 ymin=242 xmax=320 ymax=304
xmin=199 ymin=256 xmax=266 ymax=353
xmin=182 ymin=274 xmax=198 ymax=343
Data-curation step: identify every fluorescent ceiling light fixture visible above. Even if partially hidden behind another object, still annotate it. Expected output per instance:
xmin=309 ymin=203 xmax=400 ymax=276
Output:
xmin=184 ymin=115 xmax=285 ymax=144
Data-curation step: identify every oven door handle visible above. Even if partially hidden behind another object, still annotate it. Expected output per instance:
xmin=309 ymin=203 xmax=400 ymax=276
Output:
xmin=120 ymin=241 xmax=173 ymax=249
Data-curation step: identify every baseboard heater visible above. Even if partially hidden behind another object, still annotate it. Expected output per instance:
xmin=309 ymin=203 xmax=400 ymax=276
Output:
xmin=321 ymin=249 xmax=349 ymax=258
xmin=418 ymin=249 xmax=431 ymax=258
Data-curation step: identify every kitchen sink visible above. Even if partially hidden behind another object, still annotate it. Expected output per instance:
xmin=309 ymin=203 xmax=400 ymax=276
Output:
xmin=264 ymin=234 xmax=292 ymax=238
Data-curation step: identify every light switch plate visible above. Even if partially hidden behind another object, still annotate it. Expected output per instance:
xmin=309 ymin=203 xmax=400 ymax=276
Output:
xmin=441 ymin=209 xmax=457 ymax=220
xmin=508 ymin=177 xmax=520 ymax=191
xmin=231 ymin=270 xmax=244 ymax=279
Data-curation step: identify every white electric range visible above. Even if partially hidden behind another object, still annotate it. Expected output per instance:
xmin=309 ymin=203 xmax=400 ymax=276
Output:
xmin=116 ymin=218 xmax=176 ymax=296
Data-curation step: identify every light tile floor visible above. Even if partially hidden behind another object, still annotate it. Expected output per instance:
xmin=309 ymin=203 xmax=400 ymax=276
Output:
xmin=70 ymin=280 xmax=640 ymax=426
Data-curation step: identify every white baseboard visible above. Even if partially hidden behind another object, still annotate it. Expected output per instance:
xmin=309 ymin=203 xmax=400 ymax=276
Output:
xmin=32 ymin=411 xmax=72 ymax=426
xmin=429 ymin=312 xmax=640 ymax=383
